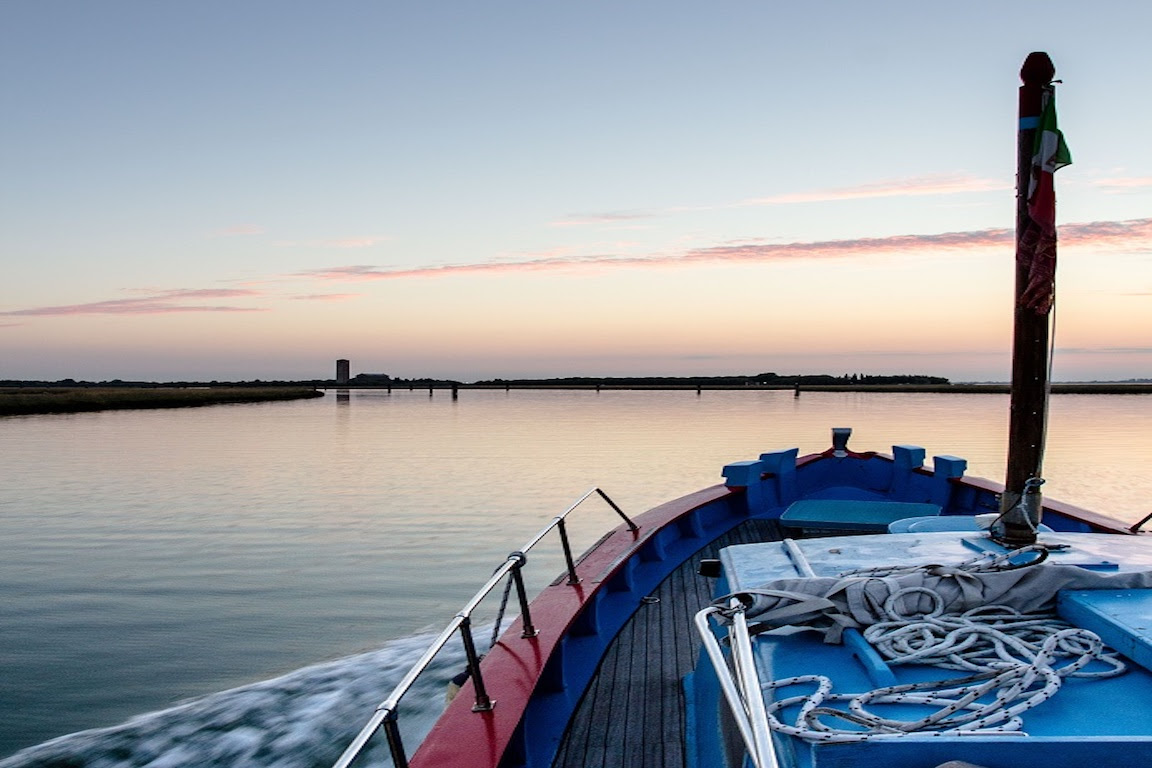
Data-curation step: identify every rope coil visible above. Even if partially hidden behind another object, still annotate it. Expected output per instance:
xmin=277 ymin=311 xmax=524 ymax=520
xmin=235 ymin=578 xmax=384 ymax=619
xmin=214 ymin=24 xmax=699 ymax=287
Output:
xmin=764 ymin=611 xmax=1121 ymax=742
xmin=757 ymin=548 xmax=1126 ymax=742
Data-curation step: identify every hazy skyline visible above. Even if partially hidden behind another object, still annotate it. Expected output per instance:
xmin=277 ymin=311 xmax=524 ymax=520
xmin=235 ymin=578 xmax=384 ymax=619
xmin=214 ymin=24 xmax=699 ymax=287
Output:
xmin=3 ymin=2 xmax=1151 ymax=382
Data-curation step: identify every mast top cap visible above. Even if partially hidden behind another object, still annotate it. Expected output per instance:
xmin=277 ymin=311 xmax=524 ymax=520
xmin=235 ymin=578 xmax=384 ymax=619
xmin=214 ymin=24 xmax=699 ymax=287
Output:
xmin=1021 ymin=52 xmax=1056 ymax=86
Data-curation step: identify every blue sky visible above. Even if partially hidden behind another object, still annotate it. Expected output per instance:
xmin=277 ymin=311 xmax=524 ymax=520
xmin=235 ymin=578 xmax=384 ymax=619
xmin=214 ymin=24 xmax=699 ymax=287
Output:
xmin=2 ymin=1 xmax=1151 ymax=382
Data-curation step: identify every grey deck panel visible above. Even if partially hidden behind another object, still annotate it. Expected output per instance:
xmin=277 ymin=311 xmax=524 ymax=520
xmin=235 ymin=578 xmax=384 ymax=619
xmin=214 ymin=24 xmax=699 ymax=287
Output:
xmin=552 ymin=518 xmax=782 ymax=768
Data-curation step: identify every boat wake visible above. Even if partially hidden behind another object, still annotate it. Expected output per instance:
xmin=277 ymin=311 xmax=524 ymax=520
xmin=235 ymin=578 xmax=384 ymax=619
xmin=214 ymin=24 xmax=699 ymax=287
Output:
xmin=0 ymin=630 xmax=468 ymax=768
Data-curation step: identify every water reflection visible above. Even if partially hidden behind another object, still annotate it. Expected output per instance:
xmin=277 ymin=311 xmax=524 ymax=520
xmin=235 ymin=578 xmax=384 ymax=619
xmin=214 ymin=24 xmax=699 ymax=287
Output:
xmin=0 ymin=389 xmax=1148 ymax=758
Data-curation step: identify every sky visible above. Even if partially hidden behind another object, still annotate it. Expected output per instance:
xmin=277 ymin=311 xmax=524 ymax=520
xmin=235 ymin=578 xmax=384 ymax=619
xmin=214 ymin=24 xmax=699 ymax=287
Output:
xmin=2 ymin=1 xmax=1151 ymax=383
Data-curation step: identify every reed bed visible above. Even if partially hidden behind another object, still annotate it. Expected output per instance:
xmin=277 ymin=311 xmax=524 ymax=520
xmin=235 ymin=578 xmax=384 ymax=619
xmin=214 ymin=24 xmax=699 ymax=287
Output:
xmin=0 ymin=387 xmax=323 ymax=416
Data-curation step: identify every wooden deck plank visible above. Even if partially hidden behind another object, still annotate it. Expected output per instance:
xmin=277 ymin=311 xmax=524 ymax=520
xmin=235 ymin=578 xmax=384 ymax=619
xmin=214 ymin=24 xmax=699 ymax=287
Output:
xmin=660 ymin=562 xmax=697 ymax=765
xmin=552 ymin=518 xmax=781 ymax=768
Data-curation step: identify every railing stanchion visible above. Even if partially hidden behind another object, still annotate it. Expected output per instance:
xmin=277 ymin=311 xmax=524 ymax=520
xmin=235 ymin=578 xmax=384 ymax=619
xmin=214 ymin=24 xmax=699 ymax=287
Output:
xmin=556 ymin=518 xmax=580 ymax=585
xmin=510 ymin=552 xmax=539 ymax=638
xmin=459 ymin=616 xmax=494 ymax=711
xmin=596 ymin=487 xmax=638 ymax=531
xmin=382 ymin=710 xmax=409 ymax=768
xmin=1130 ymin=510 xmax=1152 ymax=533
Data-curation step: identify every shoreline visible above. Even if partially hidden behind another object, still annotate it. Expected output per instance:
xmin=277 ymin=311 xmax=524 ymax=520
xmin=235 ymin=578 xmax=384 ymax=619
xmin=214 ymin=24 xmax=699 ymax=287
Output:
xmin=0 ymin=387 xmax=324 ymax=417
xmin=330 ymin=382 xmax=1152 ymax=395
xmin=5 ymin=382 xmax=1149 ymax=416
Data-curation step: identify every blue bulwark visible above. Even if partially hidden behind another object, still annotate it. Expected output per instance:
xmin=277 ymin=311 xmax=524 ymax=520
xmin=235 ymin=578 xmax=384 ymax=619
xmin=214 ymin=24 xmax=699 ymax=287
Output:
xmin=1059 ymin=589 xmax=1152 ymax=673
xmin=721 ymin=460 xmax=764 ymax=487
xmin=780 ymin=499 xmax=941 ymax=532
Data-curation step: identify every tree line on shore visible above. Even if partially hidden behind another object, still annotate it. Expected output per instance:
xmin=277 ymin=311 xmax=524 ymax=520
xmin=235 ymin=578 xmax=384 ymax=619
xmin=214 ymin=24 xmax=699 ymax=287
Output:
xmin=347 ymin=372 xmax=952 ymax=387
xmin=0 ymin=378 xmax=328 ymax=389
xmin=2 ymin=372 xmax=952 ymax=389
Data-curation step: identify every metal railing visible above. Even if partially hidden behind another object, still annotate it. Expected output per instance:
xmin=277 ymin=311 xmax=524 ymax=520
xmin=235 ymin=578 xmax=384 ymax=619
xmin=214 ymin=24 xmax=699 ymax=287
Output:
xmin=695 ymin=600 xmax=780 ymax=768
xmin=332 ymin=487 xmax=636 ymax=768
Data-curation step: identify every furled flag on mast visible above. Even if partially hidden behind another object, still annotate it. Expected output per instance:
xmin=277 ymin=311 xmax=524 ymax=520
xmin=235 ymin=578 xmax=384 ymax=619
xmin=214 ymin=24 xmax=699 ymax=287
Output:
xmin=1018 ymin=85 xmax=1072 ymax=314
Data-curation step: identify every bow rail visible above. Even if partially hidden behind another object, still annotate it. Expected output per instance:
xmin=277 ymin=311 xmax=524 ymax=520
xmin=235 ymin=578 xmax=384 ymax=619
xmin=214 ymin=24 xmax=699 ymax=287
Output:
xmin=333 ymin=487 xmax=635 ymax=768
xmin=695 ymin=601 xmax=781 ymax=768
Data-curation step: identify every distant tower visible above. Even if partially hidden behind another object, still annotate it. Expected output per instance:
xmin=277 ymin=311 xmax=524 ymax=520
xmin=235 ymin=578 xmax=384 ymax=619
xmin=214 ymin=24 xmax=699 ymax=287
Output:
xmin=336 ymin=359 xmax=350 ymax=385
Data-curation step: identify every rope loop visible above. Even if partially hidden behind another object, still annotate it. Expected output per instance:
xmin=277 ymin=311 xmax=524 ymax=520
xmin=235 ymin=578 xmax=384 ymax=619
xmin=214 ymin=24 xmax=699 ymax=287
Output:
xmin=756 ymin=547 xmax=1127 ymax=743
xmin=883 ymin=587 xmax=944 ymax=621
xmin=762 ymin=616 xmax=1120 ymax=743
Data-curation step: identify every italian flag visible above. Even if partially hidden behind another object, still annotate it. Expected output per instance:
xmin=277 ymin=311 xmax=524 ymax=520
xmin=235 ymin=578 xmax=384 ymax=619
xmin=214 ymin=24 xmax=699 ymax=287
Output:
xmin=1018 ymin=88 xmax=1072 ymax=314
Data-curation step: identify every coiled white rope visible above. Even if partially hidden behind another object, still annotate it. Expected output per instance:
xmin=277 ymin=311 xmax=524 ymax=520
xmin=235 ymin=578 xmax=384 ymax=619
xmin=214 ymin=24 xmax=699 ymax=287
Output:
xmin=759 ymin=549 xmax=1126 ymax=742
xmin=865 ymin=602 xmax=1123 ymax=679
xmin=764 ymin=616 xmax=1120 ymax=742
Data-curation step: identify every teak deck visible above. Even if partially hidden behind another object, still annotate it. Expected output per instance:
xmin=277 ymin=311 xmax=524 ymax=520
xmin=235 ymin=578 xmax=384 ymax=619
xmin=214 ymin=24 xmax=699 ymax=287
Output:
xmin=553 ymin=518 xmax=782 ymax=768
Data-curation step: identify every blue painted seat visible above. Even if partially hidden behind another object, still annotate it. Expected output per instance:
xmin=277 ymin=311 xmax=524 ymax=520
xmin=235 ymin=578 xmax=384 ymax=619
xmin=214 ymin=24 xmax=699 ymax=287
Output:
xmin=780 ymin=499 xmax=941 ymax=532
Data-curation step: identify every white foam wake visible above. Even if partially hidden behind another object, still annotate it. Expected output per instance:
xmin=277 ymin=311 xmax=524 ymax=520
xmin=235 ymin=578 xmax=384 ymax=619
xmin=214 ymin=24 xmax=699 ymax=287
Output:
xmin=1 ymin=631 xmax=467 ymax=768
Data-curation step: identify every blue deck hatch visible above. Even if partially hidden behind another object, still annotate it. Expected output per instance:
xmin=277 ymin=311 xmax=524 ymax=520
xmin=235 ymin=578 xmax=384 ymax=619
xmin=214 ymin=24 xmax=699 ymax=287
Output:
xmin=1059 ymin=588 xmax=1152 ymax=673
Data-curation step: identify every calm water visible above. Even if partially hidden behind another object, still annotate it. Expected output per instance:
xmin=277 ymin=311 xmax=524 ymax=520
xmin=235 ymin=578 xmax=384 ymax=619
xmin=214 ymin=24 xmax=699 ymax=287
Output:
xmin=1 ymin=389 xmax=1150 ymax=765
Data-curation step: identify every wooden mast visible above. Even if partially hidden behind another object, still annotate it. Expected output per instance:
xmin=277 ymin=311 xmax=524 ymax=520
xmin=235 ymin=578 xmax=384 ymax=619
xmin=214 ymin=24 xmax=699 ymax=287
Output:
xmin=992 ymin=52 xmax=1057 ymax=547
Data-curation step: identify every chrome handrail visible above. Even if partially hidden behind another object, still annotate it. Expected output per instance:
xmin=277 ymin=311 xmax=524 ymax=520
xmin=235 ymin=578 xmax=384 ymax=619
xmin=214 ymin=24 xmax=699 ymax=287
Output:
xmin=332 ymin=487 xmax=634 ymax=768
xmin=695 ymin=601 xmax=780 ymax=768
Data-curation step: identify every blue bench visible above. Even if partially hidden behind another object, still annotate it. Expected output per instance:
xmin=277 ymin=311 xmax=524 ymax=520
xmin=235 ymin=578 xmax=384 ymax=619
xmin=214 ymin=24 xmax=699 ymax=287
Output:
xmin=780 ymin=499 xmax=941 ymax=532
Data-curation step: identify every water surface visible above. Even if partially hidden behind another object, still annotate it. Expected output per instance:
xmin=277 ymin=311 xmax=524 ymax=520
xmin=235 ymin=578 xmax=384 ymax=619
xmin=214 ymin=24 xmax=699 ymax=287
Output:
xmin=1 ymin=389 xmax=1149 ymax=764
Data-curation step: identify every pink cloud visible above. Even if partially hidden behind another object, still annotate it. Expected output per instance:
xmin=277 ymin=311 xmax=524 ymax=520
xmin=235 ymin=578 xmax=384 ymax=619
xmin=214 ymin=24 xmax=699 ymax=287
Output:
xmin=17 ymin=218 xmax=1146 ymax=322
xmin=682 ymin=227 xmax=1012 ymax=263
xmin=296 ymin=217 xmax=1152 ymax=283
xmin=740 ymin=174 xmax=1008 ymax=206
xmin=158 ymin=289 xmax=263 ymax=300
xmin=556 ymin=175 xmax=1007 ymax=226
xmin=289 ymin=293 xmax=362 ymax=301
xmin=1060 ymin=217 xmax=1152 ymax=248
xmin=300 ymin=265 xmax=396 ymax=281
xmin=551 ymin=211 xmax=657 ymax=227
xmin=1 ymin=288 xmax=267 ymax=317
xmin=683 ymin=218 xmax=1152 ymax=263
xmin=275 ymin=236 xmax=389 ymax=249
xmin=1091 ymin=177 xmax=1152 ymax=192
xmin=326 ymin=237 xmax=386 ymax=248
xmin=297 ymin=255 xmax=628 ymax=283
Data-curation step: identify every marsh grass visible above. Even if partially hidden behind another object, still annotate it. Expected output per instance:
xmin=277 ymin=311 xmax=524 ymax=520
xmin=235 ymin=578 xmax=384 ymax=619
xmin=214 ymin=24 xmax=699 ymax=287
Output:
xmin=0 ymin=387 xmax=323 ymax=416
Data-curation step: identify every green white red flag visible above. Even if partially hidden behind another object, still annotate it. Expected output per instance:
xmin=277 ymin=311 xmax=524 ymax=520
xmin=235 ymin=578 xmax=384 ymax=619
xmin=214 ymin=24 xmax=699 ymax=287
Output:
xmin=1018 ymin=88 xmax=1072 ymax=314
